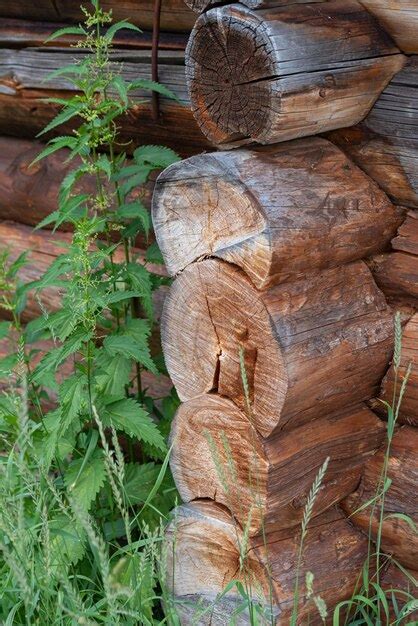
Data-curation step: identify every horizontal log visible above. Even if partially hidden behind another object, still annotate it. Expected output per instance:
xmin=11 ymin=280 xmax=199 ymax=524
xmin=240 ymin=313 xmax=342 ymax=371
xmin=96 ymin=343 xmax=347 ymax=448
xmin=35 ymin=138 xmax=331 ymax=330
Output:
xmin=358 ymin=0 xmax=418 ymax=54
xmin=170 ymin=395 xmax=385 ymax=535
xmin=369 ymin=251 xmax=418 ymax=308
xmin=329 ymin=58 xmax=418 ymax=209
xmin=186 ymin=1 xmax=404 ymax=148
xmin=380 ymin=313 xmax=418 ymax=427
xmin=165 ymin=501 xmax=368 ymax=624
xmin=0 ymin=18 xmax=188 ymax=50
xmin=0 ymin=1 xmax=196 ymax=33
xmin=162 ymin=259 xmax=394 ymax=437
xmin=0 ymin=47 xmax=209 ymax=155
xmin=153 ymin=137 xmax=403 ymax=288
xmin=342 ymin=426 xmax=418 ymax=570
xmin=184 ymin=0 xmax=418 ymax=55
xmin=381 ymin=564 xmax=418 ymax=622
xmin=0 ymin=220 xmax=167 ymax=324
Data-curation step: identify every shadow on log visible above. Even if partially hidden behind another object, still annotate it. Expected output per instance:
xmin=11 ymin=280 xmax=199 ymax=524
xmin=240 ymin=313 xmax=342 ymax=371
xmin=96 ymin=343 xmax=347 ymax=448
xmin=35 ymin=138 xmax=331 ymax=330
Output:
xmin=342 ymin=426 xmax=418 ymax=570
xmin=329 ymin=58 xmax=418 ymax=209
xmin=170 ymin=395 xmax=385 ymax=535
xmin=165 ymin=501 xmax=369 ymax=625
xmin=152 ymin=137 xmax=403 ymax=288
xmin=186 ymin=1 xmax=404 ymax=148
xmin=162 ymin=259 xmax=394 ymax=437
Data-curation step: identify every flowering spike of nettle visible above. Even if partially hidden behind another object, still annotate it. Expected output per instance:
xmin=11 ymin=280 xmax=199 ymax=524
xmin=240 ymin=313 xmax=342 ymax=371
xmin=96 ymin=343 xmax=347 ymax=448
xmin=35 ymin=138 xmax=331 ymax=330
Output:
xmin=161 ymin=259 xmax=394 ymax=437
xmin=185 ymin=1 xmax=405 ymax=148
xmin=152 ymin=137 xmax=404 ymax=288
xmin=165 ymin=501 xmax=369 ymax=624
xmin=170 ymin=395 xmax=386 ymax=535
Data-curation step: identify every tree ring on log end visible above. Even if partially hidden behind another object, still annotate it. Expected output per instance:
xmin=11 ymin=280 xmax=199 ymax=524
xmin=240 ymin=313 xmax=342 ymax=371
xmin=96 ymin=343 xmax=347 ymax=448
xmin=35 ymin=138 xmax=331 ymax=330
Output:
xmin=186 ymin=5 xmax=277 ymax=147
xmin=161 ymin=259 xmax=287 ymax=437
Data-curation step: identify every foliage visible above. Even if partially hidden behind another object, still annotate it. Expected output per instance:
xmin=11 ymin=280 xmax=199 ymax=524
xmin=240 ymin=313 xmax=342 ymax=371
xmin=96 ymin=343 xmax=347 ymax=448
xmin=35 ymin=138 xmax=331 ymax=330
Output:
xmin=0 ymin=1 xmax=181 ymax=623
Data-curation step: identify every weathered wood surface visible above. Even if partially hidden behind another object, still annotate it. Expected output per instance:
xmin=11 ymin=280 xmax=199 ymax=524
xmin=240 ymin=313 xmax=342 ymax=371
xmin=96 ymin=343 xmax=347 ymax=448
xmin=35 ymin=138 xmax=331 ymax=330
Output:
xmin=0 ymin=221 xmax=167 ymax=325
xmin=381 ymin=564 xmax=418 ymax=621
xmin=0 ymin=18 xmax=188 ymax=50
xmin=381 ymin=313 xmax=418 ymax=427
xmin=165 ymin=501 xmax=369 ymax=625
xmin=186 ymin=1 xmax=404 ymax=148
xmin=342 ymin=426 xmax=418 ymax=570
xmin=358 ymin=0 xmax=418 ymax=54
xmin=329 ymin=58 xmax=418 ymax=209
xmin=0 ymin=136 xmax=160 ymax=232
xmin=184 ymin=0 xmax=418 ymax=54
xmin=170 ymin=395 xmax=385 ymax=535
xmin=153 ymin=137 xmax=403 ymax=288
xmin=0 ymin=47 xmax=209 ymax=155
xmin=0 ymin=1 xmax=196 ymax=33
xmin=370 ymin=251 xmax=418 ymax=309
xmin=162 ymin=259 xmax=394 ymax=438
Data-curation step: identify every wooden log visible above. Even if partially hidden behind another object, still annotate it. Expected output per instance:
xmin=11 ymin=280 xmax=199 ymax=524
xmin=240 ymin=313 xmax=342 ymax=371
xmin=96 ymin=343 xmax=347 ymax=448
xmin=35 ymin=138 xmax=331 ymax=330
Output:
xmin=162 ymin=259 xmax=394 ymax=437
xmin=329 ymin=58 xmax=418 ymax=209
xmin=358 ymin=1 xmax=418 ymax=54
xmin=185 ymin=1 xmax=404 ymax=148
xmin=342 ymin=426 xmax=418 ymax=570
xmin=152 ymin=137 xmax=403 ymax=288
xmin=380 ymin=313 xmax=418 ymax=427
xmin=369 ymin=252 xmax=418 ymax=309
xmin=0 ymin=1 xmax=196 ymax=33
xmin=170 ymin=395 xmax=385 ymax=535
xmin=0 ymin=47 xmax=209 ymax=155
xmin=0 ymin=220 xmax=166 ymax=324
xmin=184 ymin=0 xmax=418 ymax=55
xmin=165 ymin=501 xmax=369 ymax=625
xmin=381 ymin=564 xmax=418 ymax=622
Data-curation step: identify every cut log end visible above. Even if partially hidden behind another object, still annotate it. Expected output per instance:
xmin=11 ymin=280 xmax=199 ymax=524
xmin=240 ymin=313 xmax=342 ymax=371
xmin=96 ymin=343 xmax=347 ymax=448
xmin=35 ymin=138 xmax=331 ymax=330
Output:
xmin=186 ymin=5 xmax=277 ymax=147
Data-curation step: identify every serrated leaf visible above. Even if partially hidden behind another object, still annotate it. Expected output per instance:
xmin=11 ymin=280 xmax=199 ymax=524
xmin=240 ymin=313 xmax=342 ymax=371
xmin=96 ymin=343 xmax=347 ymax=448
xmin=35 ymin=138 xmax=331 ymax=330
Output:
xmin=44 ymin=26 xmax=87 ymax=43
xmin=116 ymin=201 xmax=150 ymax=234
xmin=104 ymin=319 xmax=157 ymax=374
xmin=133 ymin=145 xmax=179 ymax=168
xmin=64 ymin=449 xmax=106 ymax=511
xmin=59 ymin=374 xmax=87 ymax=431
xmin=95 ymin=352 xmax=131 ymax=397
xmin=0 ymin=321 xmax=11 ymax=340
xmin=49 ymin=515 xmax=86 ymax=566
xmin=123 ymin=462 xmax=162 ymax=504
xmin=145 ymin=241 xmax=164 ymax=265
xmin=124 ymin=264 xmax=153 ymax=319
xmin=129 ymin=79 xmax=178 ymax=101
xmin=106 ymin=21 xmax=141 ymax=41
xmin=103 ymin=398 xmax=165 ymax=450
xmin=31 ymin=136 xmax=77 ymax=165
xmin=38 ymin=103 xmax=83 ymax=137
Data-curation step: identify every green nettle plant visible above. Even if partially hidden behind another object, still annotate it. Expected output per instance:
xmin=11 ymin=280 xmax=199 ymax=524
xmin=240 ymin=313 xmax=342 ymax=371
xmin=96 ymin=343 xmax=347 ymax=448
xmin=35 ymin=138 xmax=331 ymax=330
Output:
xmin=0 ymin=1 xmax=181 ymax=623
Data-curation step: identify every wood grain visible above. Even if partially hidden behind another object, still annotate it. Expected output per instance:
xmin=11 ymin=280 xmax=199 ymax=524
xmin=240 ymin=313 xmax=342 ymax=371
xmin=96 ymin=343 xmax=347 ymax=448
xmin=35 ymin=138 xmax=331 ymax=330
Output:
xmin=0 ymin=47 xmax=209 ymax=155
xmin=165 ymin=501 xmax=369 ymax=625
xmin=153 ymin=137 xmax=403 ymax=288
xmin=329 ymin=58 xmax=418 ymax=209
xmin=0 ymin=0 xmax=196 ymax=33
xmin=170 ymin=395 xmax=385 ymax=535
xmin=186 ymin=1 xmax=404 ymax=148
xmin=342 ymin=426 xmax=418 ymax=570
xmin=162 ymin=259 xmax=394 ymax=437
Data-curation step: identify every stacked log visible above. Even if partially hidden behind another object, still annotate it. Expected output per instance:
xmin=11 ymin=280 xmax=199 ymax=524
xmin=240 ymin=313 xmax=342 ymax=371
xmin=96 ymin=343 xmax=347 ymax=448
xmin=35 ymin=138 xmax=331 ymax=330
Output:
xmin=185 ymin=1 xmax=405 ymax=148
xmin=0 ymin=20 xmax=209 ymax=156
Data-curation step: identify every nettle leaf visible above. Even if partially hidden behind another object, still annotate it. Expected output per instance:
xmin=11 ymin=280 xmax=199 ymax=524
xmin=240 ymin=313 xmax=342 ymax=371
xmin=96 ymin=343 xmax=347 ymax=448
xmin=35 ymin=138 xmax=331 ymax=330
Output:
xmin=145 ymin=241 xmax=164 ymax=265
xmin=44 ymin=25 xmax=87 ymax=43
xmin=129 ymin=79 xmax=178 ymax=102
xmin=116 ymin=201 xmax=150 ymax=234
xmin=59 ymin=374 xmax=87 ymax=430
xmin=38 ymin=103 xmax=84 ymax=137
xmin=104 ymin=319 xmax=157 ymax=374
xmin=95 ymin=351 xmax=131 ymax=397
xmin=124 ymin=263 xmax=153 ymax=319
xmin=134 ymin=145 xmax=180 ymax=169
xmin=30 ymin=253 xmax=71 ymax=290
xmin=31 ymin=136 xmax=78 ymax=165
xmin=31 ymin=327 xmax=93 ymax=385
xmin=106 ymin=21 xmax=141 ymax=42
xmin=123 ymin=462 xmax=163 ymax=504
xmin=64 ymin=449 xmax=107 ymax=511
xmin=49 ymin=515 xmax=86 ymax=566
xmin=103 ymin=397 xmax=166 ymax=451
xmin=7 ymin=251 xmax=29 ymax=278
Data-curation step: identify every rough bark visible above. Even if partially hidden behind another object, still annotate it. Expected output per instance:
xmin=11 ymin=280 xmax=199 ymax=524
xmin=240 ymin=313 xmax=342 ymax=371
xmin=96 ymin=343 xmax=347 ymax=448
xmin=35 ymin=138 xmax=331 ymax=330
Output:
xmin=170 ymin=395 xmax=385 ymax=535
xmin=186 ymin=1 xmax=404 ymax=148
xmin=0 ymin=1 xmax=196 ymax=33
xmin=342 ymin=426 xmax=418 ymax=570
xmin=0 ymin=220 xmax=166 ymax=324
xmin=162 ymin=259 xmax=394 ymax=437
xmin=0 ymin=48 xmax=209 ymax=155
xmin=165 ymin=501 xmax=369 ymax=625
xmin=184 ymin=0 xmax=418 ymax=54
xmin=329 ymin=58 xmax=418 ymax=209
xmin=153 ymin=137 xmax=403 ymax=288
xmin=370 ymin=251 xmax=418 ymax=309
xmin=380 ymin=313 xmax=418 ymax=427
